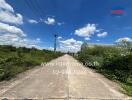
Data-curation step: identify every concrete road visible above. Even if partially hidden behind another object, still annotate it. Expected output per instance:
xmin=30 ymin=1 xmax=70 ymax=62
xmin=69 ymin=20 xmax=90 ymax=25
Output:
xmin=0 ymin=55 xmax=129 ymax=99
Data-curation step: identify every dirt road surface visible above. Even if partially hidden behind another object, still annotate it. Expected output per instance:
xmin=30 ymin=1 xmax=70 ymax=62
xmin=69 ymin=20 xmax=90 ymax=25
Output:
xmin=0 ymin=55 xmax=130 ymax=99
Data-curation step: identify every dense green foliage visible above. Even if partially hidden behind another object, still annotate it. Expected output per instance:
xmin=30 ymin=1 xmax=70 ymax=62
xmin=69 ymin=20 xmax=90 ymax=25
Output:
xmin=77 ymin=43 xmax=132 ymax=96
xmin=0 ymin=45 xmax=63 ymax=81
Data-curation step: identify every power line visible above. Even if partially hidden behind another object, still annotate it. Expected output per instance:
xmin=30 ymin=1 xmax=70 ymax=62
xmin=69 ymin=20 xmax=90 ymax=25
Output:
xmin=30 ymin=0 xmax=44 ymax=17
xmin=24 ymin=0 xmax=38 ymax=17
xmin=35 ymin=0 xmax=46 ymax=15
xmin=24 ymin=0 xmax=41 ymax=17
xmin=24 ymin=0 xmax=58 ymax=51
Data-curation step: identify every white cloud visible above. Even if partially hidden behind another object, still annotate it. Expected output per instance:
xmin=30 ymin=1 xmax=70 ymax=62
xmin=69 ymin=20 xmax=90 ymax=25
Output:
xmin=59 ymin=38 xmax=83 ymax=52
xmin=0 ymin=22 xmax=41 ymax=48
xmin=0 ymin=33 xmax=41 ymax=48
xmin=0 ymin=0 xmax=14 ymax=12
xmin=17 ymin=38 xmax=41 ymax=48
xmin=36 ymin=38 xmax=40 ymax=41
xmin=74 ymin=24 xmax=97 ymax=37
xmin=57 ymin=22 xmax=64 ymax=26
xmin=115 ymin=37 xmax=132 ymax=43
xmin=0 ymin=10 xmax=23 ymax=24
xmin=0 ymin=0 xmax=23 ymax=24
xmin=28 ymin=19 xmax=38 ymax=24
xmin=0 ymin=0 xmax=41 ymax=48
xmin=44 ymin=17 xmax=55 ymax=25
xmin=84 ymin=37 xmax=91 ymax=41
xmin=96 ymin=40 xmax=100 ymax=42
xmin=40 ymin=17 xmax=64 ymax=26
xmin=0 ymin=34 xmax=20 ymax=44
xmin=0 ymin=22 xmax=26 ymax=36
xmin=97 ymin=32 xmax=108 ymax=37
xmin=57 ymin=36 xmax=62 ymax=40
xmin=47 ymin=47 xmax=54 ymax=51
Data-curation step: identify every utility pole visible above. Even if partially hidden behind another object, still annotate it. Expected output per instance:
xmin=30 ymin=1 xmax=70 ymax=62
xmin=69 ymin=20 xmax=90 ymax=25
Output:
xmin=54 ymin=33 xmax=58 ymax=52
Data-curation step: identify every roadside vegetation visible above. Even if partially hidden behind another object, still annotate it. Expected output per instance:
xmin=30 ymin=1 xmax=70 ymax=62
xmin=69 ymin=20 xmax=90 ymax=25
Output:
xmin=76 ymin=41 xmax=132 ymax=96
xmin=0 ymin=45 xmax=63 ymax=81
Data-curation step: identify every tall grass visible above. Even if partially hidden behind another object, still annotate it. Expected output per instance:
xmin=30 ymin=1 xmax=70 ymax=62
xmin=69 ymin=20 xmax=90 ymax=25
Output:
xmin=0 ymin=45 xmax=63 ymax=81
xmin=76 ymin=43 xmax=132 ymax=96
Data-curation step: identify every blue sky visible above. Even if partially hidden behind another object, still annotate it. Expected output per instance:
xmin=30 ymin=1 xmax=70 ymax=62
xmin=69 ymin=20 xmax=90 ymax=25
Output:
xmin=0 ymin=0 xmax=132 ymax=52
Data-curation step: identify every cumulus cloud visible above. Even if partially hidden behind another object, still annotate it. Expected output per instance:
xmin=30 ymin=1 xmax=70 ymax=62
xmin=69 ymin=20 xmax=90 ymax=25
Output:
xmin=0 ymin=33 xmax=41 ymax=48
xmin=17 ymin=38 xmax=41 ymax=48
xmin=44 ymin=17 xmax=55 ymax=25
xmin=0 ymin=0 xmax=23 ymax=24
xmin=0 ymin=34 xmax=20 ymax=44
xmin=0 ymin=0 xmax=41 ymax=48
xmin=0 ymin=22 xmax=26 ymax=36
xmin=57 ymin=36 xmax=62 ymax=40
xmin=59 ymin=38 xmax=83 ymax=52
xmin=0 ymin=10 xmax=23 ymax=24
xmin=0 ymin=0 xmax=14 ymax=12
xmin=115 ymin=37 xmax=132 ymax=43
xmin=47 ymin=47 xmax=54 ymax=51
xmin=28 ymin=19 xmax=38 ymax=24
xmin=84 ymin=37 xmax=91 ymax=41
xmin=74 ymin=24 xmax=97 ymax=37
xmin=97 ymin=32 xmax=108 ymax=37
xmin=40 ymin=17 xmax=63 ymax=26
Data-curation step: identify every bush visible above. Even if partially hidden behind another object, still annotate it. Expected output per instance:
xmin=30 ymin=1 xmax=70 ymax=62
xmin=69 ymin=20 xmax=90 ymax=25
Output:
xmin=78 ymin=45 xmax=132 ymax=83
xmin=0 ymin=45 xmax=63 ymax=81
xmin=103 ymin=53 xmax=132 ymax=82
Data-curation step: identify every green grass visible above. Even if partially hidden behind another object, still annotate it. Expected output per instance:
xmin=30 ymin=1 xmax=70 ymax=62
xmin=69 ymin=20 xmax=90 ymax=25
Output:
xmin=121 ymin=79 xmax=132 ymax=96
xmin=76 ymin=44 xmax=132 ymax=96
xmin=0 ymin=45 xmax=63 ymax=81
xmin=99 ymin=70 xmax=132 ymax=96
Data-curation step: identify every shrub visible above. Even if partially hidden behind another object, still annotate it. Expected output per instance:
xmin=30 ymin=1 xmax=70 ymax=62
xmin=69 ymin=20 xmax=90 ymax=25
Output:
xmin=0 ymin=45 xmax=63 ymax=81
xmin=78 ymin=45 xmax=132 ymax=83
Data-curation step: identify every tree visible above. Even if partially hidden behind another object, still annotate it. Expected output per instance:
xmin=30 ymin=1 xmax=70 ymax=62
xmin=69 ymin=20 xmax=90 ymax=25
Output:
xmin=81 ymin=42 xmax=88 ymax=50
xmin=116 ymin=40 xmax=132 ymax=51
